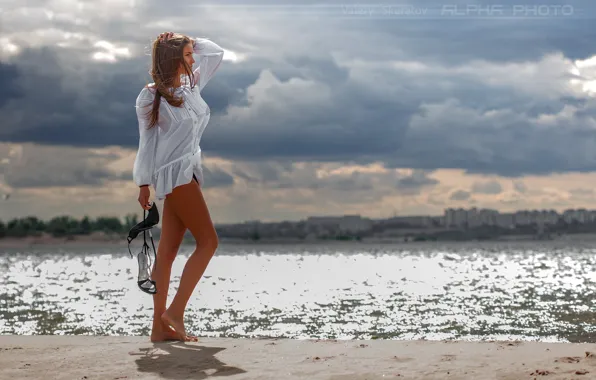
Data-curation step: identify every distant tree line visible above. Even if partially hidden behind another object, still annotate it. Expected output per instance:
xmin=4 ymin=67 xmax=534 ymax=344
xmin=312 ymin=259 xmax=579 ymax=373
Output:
xmin=5 ymin=213 xmax=596 ymax=242
xmin=0 ymin=214 xmax=140 ymax=239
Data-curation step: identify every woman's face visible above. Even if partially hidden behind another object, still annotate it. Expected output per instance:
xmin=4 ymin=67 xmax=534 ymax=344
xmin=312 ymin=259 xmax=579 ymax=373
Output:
xmin=179 ymin=42 xmax=195 ymax=74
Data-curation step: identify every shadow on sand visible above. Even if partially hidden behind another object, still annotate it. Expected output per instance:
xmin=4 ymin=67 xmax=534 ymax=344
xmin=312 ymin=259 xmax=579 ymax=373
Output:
xmin=131 ymin=342 xmax=247 ymax=379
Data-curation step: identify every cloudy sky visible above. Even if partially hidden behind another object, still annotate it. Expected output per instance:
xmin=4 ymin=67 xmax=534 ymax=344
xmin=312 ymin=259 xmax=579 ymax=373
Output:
xmin=2 ymin=0 xmax=596 ymax=224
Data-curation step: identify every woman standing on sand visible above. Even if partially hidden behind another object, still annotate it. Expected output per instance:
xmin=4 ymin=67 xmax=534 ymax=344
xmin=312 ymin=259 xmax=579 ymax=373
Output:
xmin=132 ymin=31 xmax=224 ymax=342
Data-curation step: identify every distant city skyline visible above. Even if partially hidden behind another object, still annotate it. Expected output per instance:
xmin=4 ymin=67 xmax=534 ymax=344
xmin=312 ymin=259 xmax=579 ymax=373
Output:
xmin=214 ymin=207 xmax=596 ymax=241
xmin=4 ymin=205 xmax=596 ymax=243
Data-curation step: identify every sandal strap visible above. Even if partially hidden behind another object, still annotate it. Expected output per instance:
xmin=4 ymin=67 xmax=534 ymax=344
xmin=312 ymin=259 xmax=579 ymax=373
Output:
xmin=127 ymin=208 xmax=159 ymax=295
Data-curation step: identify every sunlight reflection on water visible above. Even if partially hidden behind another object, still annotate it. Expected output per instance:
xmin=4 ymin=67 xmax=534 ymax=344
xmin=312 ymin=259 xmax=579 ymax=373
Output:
xmin=1 ymin=241 xmax=595 ymax=342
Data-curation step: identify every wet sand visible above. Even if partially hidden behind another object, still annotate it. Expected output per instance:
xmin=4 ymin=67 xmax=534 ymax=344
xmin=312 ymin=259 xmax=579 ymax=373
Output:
xmin=1 ymin=336 xmax=596 ymax=379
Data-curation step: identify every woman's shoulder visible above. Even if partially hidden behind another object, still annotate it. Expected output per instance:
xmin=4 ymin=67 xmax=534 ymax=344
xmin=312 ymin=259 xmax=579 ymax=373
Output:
xmin=140 ymin=83 xmax=157 ymax=95
xmin=136 ymin=84 xmax=156 ymax=106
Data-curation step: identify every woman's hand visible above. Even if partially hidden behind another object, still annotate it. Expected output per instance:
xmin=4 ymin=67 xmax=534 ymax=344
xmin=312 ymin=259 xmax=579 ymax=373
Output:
xmin=158 ymin=32 xmax=174 ymax=43
xmin=138 ymin=186 xmax=152 ymax=210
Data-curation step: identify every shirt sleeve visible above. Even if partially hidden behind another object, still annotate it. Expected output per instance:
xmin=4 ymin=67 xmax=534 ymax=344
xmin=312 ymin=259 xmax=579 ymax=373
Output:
xmin=132 ymin=90 xmax=158 ymax=187
xmin=192 ymin=37 xmax=225 ymax=92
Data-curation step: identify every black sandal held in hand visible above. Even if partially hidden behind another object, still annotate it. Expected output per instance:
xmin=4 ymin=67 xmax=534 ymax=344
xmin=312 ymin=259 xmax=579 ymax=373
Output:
xmin=127 ymin=203 xmax=160 ymax=295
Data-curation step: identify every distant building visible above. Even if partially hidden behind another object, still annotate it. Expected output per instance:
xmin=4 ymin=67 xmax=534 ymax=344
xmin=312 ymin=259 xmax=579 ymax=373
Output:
xmin=495 ymin=213 xmax=515 ymax=229
xmin=306 ymin=215 xmax=372 ymax=233
xmin=444 ymin=208 xmax=468 ymax=228
xmin=386 ymin=215 xmax=434 ymax=228
xmin=442 ymin=207 xmax=596 ymax=228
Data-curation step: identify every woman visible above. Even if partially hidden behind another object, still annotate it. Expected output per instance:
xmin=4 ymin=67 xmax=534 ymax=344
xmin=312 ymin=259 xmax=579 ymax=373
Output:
xmin=132 ymin=31 xmax=224 ymax=342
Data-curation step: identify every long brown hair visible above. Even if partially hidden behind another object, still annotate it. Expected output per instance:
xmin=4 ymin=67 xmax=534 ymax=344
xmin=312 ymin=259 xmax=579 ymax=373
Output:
xmin=146 ymin=33 xmax=195 ymax=128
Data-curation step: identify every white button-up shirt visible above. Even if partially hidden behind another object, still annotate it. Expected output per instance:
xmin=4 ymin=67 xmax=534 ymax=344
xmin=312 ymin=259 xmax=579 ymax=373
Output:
xmin=132 ymin=37 xmax=224 ymax=200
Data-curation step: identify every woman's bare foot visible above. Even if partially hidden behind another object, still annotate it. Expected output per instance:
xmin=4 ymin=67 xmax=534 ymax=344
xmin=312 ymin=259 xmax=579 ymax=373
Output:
xmin=150 ymin=328 xmax=182 ymax=342
xmin=161 ymin=310 xmax=198 ymax=342
xmin=150 ymin=320 xmax=196 ymax=342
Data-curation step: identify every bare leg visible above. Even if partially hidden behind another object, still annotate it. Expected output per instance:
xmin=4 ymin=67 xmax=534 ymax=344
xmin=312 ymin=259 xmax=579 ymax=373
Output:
xmin=149 ymin=198 xmax=190 ymax=342
xmin=161 ymin=178 xmax=219 ymax=340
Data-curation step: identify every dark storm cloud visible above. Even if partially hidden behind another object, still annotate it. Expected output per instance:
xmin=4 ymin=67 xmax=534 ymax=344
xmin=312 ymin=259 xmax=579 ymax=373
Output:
xmin=450 ymin=190 xmax=471 ymax=201
xmin=0 ymin=46 xmax=247 ymax=147
xmin=284 ymin=55 xmax=350 ymax=85
xmin=396 ymin=170 xmax=439 ymax=189
xmin=3 ymin=144 xmax=131 ymax=188
xmin=471 ymin=180 xmax=503 ymax=195
xmin=7 ymin=168 xmax=130 ymax=188
xmin=0 ymin=63 xmax=23 ymax=109
xmin=0 ymin=48 xmax=141 ymax=146
xmin=388 ymin=112 xmax=596 ymax=177
xmin=202 ymin=166 xmax=235 ymax=188
xmin=513 ymin=180 xmax=528 ymax=193
xmin=339 ymin=0 xmax=596 ymax=63
xmin=231 ymin=162 xmax=283 ymax=183
xmin=2 ymin=0 xmax=596 ymax=178
xmin=227 ymin=162 xmax=438 ymax=195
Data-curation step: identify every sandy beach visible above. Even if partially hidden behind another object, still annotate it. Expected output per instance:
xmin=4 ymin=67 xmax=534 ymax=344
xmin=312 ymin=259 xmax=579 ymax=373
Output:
xmin=1 ymin=336 xmax=595 ymax=380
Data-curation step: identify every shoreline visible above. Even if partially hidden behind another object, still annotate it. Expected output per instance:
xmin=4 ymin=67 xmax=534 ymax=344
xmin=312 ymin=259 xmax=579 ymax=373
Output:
xmin=0 ymin=235 xmax=125 ymax=248
xmin=1 ymin=336 xmax=595 ymax=379
xmin=3 ymin=232 xmax=596 ymax=249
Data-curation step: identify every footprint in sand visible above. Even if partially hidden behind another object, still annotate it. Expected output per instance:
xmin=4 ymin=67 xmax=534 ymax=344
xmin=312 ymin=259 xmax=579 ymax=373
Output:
xmin=440 ymin=355 xmax=457 ymax=362
xmin=555 ymin=356 xmax=582 ymax=363
xmin=496 ymin=341 xmax=523 ymax=350
xmin=530 ymin=369 xmax=551 ymax=376
xmin=392 ymin=356 xmax=414 ymax=363
xmin=307 ymin=356 xmax=335 ymax=362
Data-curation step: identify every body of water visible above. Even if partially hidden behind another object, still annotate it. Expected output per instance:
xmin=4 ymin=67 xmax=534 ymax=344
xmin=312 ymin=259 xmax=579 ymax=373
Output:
xmin=1 ymin=241 xmax=595 ymax=342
